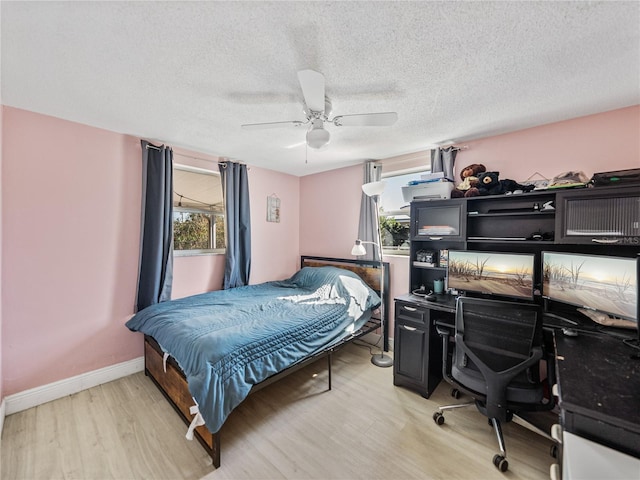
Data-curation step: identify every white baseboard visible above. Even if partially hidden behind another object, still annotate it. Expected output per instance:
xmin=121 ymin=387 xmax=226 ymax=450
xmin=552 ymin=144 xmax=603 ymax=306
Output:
xmin=0 ymin=398 xmax=6 ymax=437
xmin=5 ymin=356 xmax=144 ymax=415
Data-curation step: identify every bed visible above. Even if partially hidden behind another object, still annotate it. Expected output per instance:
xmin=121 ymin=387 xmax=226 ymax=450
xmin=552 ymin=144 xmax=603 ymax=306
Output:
xmin=126 ymin=256 xmax=389 ymax=468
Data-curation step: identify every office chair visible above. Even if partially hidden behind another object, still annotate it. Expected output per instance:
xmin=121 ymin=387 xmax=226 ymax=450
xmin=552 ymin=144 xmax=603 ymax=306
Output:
xmin=433 ymin=297 xmax=555 ymax=472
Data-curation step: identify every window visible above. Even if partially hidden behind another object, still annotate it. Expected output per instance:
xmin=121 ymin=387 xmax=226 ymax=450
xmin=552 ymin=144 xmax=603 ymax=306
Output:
xmin=173 ymin=165 xmax=225 ymax=255
xmin=378 ymin=152 xmax=432 ymax=255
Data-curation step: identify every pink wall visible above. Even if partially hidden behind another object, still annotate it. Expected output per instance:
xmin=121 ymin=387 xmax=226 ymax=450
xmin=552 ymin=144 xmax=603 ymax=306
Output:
xmin=1 ymin=107 xmax=300 ymax=396
xmin=249 ymin=166 xmax=301 ymax=284
xmin=456 ymin=105 xmax=640 ymax=181
xmin=299 ymin=105 xmax=640 ymax=336
xmin=300 ymin=164 xmax=363 ymax=258
xmin=2 ymin=107 xmax=142 ymax=395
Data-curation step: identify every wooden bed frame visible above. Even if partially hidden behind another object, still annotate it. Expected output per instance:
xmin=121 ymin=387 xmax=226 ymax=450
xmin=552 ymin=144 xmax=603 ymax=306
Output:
xmin=143 ymin=256 xmax=389 ymax=468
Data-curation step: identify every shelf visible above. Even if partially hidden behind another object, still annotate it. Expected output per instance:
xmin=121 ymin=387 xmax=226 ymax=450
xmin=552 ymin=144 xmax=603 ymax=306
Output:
xmin=467 ymin=238 xmax=555 ymax=244
xmin=468 ymin=211 xmax=555 ymax=218
xmin=412 ymin=262 xmax=446 ymax=270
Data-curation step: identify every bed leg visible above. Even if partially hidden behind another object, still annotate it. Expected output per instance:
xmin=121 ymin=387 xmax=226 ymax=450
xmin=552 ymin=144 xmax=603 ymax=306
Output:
xmin=212 ymin=432 xmax=221 ymax=468
xmin=327 ymin=352 xmax=332 ymax=390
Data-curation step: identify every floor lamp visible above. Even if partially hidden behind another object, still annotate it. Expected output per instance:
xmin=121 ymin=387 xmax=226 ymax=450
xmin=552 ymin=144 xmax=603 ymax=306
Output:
xmin=352 ymin=180 xmax=393 ymax=368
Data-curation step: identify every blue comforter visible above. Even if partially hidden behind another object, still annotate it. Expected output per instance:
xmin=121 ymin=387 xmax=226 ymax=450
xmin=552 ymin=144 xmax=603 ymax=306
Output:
xmin=126 ymin=266 xmax=380 ymax=433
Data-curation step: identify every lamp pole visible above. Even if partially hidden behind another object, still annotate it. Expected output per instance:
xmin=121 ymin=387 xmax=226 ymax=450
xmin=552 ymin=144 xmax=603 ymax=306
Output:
xmin=354 ymin=179 xmax=392 ymax=367
xmin=352 ymin=236 xmax=393 ymax=368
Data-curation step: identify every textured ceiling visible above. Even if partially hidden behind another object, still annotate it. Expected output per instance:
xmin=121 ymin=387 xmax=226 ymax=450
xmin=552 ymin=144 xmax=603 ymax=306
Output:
xmin=2 ymin=1 xmax=639 ymax=176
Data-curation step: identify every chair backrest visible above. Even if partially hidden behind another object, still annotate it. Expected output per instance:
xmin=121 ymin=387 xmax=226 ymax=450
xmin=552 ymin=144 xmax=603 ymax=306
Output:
xmin=453 ymin=296 xmax=545 ymax=420
xmin=455 ymin=297 xmax=543 ymax=373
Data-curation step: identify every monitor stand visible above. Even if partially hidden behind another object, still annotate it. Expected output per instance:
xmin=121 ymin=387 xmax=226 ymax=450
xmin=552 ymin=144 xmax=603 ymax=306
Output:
xmin=577 ymin=308 xmax=636 ymax=329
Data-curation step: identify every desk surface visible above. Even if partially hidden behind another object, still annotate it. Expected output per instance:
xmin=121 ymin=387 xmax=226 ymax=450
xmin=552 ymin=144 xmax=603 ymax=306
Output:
xmin=396 ymin=293 xmax=457 ymax=314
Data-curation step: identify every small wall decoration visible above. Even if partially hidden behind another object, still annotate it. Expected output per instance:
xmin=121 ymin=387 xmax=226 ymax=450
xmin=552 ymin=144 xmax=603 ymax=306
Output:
xmin=267 ymin=194 xmax=280 ymax=223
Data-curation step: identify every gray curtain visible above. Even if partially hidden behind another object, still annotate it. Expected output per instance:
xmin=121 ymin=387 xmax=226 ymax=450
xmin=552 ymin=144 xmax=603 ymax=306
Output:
xmin=357 ymin=161 xmax=382 ymax=262
xmin=219 ymin=160 xmax=251 ymax=289
xmin=431 ymin=147 xmax=457 ymax=181
xmin=136 ymin=140 xmax=174 ymax=311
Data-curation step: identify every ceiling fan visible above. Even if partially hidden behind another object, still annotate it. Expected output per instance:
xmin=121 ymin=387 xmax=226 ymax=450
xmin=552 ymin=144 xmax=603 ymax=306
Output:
xmin=241 ymin=69 xmax=398 ymax=149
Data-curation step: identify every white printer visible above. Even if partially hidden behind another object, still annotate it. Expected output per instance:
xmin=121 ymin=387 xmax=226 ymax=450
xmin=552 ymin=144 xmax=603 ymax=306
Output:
xmin=401 ymin=180 xmax=454 ymax=202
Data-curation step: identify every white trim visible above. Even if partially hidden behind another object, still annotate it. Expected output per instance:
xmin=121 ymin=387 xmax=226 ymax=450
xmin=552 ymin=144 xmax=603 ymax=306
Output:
xmin=5 ymin=356 xmax=144 ymax=415
xmin=0 ymin=398 xmax=6 ymax=437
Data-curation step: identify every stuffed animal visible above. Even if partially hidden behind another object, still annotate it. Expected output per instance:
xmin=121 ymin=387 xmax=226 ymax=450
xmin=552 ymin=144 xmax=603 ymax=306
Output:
xmin=450 ymin=163 xmax=486 ymax=198
xmin=476 ymin=171 xmax=535 ymax=196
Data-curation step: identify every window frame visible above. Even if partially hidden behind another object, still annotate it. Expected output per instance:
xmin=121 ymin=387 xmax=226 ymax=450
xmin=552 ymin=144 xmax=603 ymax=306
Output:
xmin=172 ymin=164 xmax=226 ymax=257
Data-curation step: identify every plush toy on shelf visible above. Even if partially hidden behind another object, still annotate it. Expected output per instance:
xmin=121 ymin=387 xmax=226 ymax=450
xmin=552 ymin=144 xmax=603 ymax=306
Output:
xmin=450 ymin=163 xmax=486 ymax=198
xmin=475 ymin=171 xmax=536 ymax=196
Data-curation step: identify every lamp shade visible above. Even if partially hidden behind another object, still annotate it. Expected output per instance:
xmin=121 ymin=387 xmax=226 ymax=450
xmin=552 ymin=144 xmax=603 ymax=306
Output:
xmin=351 ymin=240 xmax=367 ymax=256
xmin=306 ymin=127 xmax=330 ymax=149
xmin=362 ymin=180 xmax=386 ymax=197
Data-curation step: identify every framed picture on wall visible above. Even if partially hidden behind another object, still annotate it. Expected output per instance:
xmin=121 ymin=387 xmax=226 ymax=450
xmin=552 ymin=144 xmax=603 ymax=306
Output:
xmin=267 ymin=194 xmax=280 ymax=223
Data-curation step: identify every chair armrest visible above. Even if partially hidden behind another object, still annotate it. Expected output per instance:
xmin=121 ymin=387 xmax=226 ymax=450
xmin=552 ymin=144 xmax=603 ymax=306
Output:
xmin=436 ymin=325 xmax=451 ymax=338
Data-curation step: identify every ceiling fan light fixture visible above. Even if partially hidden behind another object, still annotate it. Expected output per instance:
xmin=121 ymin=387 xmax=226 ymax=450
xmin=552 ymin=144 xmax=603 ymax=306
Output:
xmin=306 ymin=126 xmax=330 ymax=149
xmin=241 ymin=69 xmax=397 ymax=151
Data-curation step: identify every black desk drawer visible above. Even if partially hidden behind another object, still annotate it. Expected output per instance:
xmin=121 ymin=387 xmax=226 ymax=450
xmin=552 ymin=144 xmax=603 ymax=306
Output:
xmin=396 ymin=301 xmax=429 ymax=326
xmin=393 ymin=299 xmax=442 ymax=398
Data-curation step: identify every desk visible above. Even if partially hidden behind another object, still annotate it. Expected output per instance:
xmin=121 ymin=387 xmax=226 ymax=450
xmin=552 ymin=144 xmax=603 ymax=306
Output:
xmin=394 ymin=293 xmax=640 ymax=463
xmin=554 ymin=330 xmax=640 ymax=459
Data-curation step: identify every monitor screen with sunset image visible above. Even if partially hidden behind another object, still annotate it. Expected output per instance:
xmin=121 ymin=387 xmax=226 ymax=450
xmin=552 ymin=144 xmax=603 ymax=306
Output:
xmin=542 ymin=252 xmax=637 ymax=322
xmin=447 ymin=250 xmax=535 ymax=300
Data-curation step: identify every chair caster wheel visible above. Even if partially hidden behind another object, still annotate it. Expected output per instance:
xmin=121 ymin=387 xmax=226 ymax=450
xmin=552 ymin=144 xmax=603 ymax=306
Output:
xmin=493 ymin=454 xmax=508 ymax=472
xmin=433 ymin=412 xmax=445 ymax=425
xmin=450 ymin=388 xmax=461 ymax=399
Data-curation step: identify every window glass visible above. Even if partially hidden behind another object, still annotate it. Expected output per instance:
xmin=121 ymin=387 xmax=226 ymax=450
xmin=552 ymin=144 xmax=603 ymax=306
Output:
xmin=379 ymin=170 xmax=430 ymax=255
xmin=173 ymin=166 xmax=225 ymax=255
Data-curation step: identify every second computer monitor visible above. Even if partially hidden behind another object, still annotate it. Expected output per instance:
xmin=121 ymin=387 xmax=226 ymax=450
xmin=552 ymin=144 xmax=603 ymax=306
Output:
xmin=542 ymin=251 xmax=637 ymax=322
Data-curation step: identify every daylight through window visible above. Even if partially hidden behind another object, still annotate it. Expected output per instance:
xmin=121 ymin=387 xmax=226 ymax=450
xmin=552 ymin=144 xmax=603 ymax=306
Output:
xmin=173 ymin=165 xmax=225 ymax=255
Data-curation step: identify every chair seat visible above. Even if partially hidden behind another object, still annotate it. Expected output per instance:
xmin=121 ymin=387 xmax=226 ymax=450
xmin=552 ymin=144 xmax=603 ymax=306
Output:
xmin=452 ymin=364 xmax=544 ymax=405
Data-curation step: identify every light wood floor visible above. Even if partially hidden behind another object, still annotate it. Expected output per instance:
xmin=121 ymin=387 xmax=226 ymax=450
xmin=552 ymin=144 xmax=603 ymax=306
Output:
xmin=1 ymin=343 xmax=554 ymax=479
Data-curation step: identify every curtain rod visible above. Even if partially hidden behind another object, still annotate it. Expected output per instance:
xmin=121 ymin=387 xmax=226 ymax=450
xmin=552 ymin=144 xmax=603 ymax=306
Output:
xmin=146 ymin=144 xmax=235 ymax=165
xmin=437 ymin=145 xmax=468 ymax=151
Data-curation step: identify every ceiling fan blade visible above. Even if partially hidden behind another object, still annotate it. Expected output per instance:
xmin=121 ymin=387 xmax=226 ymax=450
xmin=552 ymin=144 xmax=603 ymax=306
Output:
xmin=241 ymin=120 xmax=305 ymax=130
xmin=297 ymin=69 xmax=325 ymax=112
xmin=333 ymin=112 xmax=398 ymax=127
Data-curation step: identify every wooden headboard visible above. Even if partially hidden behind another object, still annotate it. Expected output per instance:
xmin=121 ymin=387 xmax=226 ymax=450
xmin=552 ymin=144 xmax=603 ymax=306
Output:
xmin=300 ymin=255 xmax=388 ymax=294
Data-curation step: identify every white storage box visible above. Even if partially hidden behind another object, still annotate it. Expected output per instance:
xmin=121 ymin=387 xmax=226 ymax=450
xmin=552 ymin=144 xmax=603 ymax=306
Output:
xmin=402 ymin=181 xmax=454 ymax=202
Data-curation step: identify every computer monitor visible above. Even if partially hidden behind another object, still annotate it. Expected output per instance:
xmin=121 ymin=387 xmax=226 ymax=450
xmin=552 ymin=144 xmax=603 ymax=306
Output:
xmin=447 ymin=250 xmax=535 ymax=301
xmin=542 ymin=251 xmax=637 ymax=323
